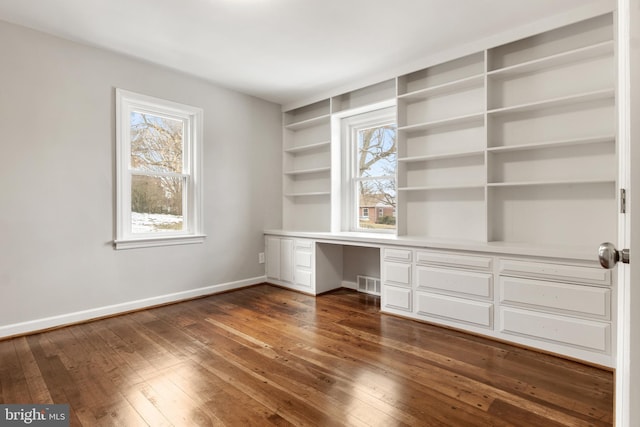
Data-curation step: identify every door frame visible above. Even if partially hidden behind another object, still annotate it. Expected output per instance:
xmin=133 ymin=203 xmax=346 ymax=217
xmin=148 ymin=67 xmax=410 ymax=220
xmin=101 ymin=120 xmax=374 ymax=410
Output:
xmin=615 ymin=0 xmax=638 ymax=425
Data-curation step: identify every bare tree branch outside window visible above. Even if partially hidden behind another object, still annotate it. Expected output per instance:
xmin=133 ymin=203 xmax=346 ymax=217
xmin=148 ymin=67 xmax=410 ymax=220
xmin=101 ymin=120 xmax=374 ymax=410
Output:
xmin=129 ymin=112 xmax=185 ymax=231
xmin=357 ymin=124 xmax=396 ymax=229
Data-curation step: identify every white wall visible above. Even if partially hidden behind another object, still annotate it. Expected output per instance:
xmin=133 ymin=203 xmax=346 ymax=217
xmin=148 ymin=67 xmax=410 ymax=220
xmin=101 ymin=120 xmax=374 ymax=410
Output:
xmin=342 ymin=246 xmax=380 ymax=283
xmin=0 ymin=20 xmax=283 ymax=336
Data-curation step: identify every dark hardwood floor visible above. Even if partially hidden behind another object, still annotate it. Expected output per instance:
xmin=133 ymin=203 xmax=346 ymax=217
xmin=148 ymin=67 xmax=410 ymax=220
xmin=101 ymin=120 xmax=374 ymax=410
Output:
xmin=0 ymin=284 xmax=613 ymax=426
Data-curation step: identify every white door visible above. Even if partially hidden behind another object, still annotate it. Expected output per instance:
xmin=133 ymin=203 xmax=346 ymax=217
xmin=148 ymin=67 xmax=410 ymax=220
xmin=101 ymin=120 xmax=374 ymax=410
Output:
xmin=614 ymin=1 xmax=639 ymax=425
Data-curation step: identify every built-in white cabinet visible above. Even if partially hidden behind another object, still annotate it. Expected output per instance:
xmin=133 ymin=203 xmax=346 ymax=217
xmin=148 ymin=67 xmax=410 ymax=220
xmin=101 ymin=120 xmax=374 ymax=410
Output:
xmin=381 ymin=248 xmax=413 ymax=312
xmin=272 ymin=10 xmax=618 ymax=368
xmin=383 ymin=247 xmax=495 ymax=329
xmin=266 ymin=236 xmax=343 ymax=295
xmin=497 ymin=258 xmax=613 ymax=355
xmin=265 ymin=236 xmax=294 ymax=284
xmin=378 ymin=244 xmax=614 ymax=366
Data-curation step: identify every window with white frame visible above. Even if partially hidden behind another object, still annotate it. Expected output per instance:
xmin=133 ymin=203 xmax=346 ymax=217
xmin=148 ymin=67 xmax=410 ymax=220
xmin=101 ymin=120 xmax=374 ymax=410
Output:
xmin=340 ymin=107 xmax=396 ymax=232
xmin=115 ymin=89 xmax=204 ymax=249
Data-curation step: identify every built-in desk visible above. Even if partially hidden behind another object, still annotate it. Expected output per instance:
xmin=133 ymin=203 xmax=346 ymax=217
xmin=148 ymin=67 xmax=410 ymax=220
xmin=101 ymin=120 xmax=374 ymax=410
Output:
xmin=264 ymin=230 xmax=614 ymax=368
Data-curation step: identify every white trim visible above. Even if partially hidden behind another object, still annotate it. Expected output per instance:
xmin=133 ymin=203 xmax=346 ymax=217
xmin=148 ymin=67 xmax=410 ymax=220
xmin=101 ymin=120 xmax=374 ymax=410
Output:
xmin=114 ymin=234 xmax=207 ymax=250
xmin=616 ymin=1 xmax=633 ymax=425
xmin=341 ymin=280 xmax=358 ymax=290
xmin=339 ymin=105 xmax=397 ymax=233
xmin=0 ymin=276 xmax=265 ymax=339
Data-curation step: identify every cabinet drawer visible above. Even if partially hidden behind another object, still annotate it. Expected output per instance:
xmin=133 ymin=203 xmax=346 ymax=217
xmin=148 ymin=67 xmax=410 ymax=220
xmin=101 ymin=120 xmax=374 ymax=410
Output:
xmin=295 ymin=251 xmax=312 ymax=268
xmin=295 ymin=239 xmax=313 ymax=250
xmin=416 ymin=267 xmax=492 ymax=298
xmin=382 ymin=285 xmax=412 ymax=312
xmin=416 ymin=292 xmax=493 ymax=328
xmin=383 ymin=248 xmax=412 ymax=262
xmin=295 ymin=268 xmax=312 ymax=288
xmin=500 ymin=307 xmax=610 ymax=352
xmin=500 ymin=276 xmax=610 ymax=319
xmin=416 ymin=251 xmax=492 ymax=270
xmin=383 ymin=261 xmax=412 ymax=286
xmin=499 ymin=259 xmax=610 ymax=286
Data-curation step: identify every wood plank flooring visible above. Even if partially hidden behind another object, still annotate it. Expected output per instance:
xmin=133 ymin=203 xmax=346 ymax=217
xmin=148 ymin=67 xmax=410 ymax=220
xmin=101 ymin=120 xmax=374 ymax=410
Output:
xmin=0 ymin=284 xmax=613 ymax=426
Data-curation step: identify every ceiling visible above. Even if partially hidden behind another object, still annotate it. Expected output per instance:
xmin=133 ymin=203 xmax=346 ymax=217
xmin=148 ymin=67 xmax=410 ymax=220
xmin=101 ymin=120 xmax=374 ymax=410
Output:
xmin=0 ymin=0 xmax=611 ymax=108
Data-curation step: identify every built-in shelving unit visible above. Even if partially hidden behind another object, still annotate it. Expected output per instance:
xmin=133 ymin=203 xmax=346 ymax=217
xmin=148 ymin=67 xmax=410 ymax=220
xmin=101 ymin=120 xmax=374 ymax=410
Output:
xmin=282 ymin=99 xmax=332 ymax=231
xmin=396 ymin=51 xmax=487 ymax=241
xmin=485 ymin=13 xmax=616 ymax=248
xmin=274 ymin=10 xmax=618 ymax=368
xmin=280 ymin=11 xmax=616 ymax=251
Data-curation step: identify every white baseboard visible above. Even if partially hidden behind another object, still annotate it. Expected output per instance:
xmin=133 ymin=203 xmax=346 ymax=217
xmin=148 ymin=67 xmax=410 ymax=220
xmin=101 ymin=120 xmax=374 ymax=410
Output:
xmin=0 ymin=276 xmax=266 ymax=339
xmin=342 ymin=280 xmax=357 ymax=290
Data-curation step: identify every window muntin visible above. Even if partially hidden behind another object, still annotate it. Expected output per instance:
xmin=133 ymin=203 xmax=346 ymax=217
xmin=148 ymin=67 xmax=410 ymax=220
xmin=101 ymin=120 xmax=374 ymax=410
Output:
xmin=115 ymin=89 xmax=204 ymax=249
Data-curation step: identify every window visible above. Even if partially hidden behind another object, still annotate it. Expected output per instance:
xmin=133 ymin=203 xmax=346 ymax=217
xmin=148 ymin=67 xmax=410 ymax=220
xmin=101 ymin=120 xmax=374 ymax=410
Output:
xmin=341 ymin=107 xmax=396 ymax=232
xmin=115 ymin=89 xmax=204 ymax=249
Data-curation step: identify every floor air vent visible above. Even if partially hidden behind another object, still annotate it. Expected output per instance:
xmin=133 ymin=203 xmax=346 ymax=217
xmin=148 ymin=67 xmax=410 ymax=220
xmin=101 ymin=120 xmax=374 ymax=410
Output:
xmin=357 ymin=275 xmax=381 ymax=296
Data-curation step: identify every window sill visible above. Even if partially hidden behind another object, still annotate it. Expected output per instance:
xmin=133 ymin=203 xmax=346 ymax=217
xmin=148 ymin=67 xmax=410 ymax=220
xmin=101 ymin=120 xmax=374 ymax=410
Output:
xmin=114 ymin=234 xmax=206 ymax=250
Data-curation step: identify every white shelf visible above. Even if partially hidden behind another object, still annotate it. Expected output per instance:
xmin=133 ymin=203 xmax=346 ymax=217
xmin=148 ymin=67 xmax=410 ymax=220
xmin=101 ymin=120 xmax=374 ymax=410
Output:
xmin=398 ymin=112 xmax=484 ymax=132
xmin=284 ymin=167 xmax=330 ymax=176
xmin=488 ymin=41 xmax=614 ymax=79
xmin=284 ymin=191 xmax=331 ymax=197
xmin=399 ymin=184 xmax=485 ymax=192
xmin=284 ymin=140 xmax=331 ymax=153
xmin=487 ymin=135 xmax=615 ymax=153
xmin=487 ymin=179 xmax=615 ymax=188
xmin=284 ymin=114 xmax=330 ymax=130
xmin=487 ymin=88 xmax=614 ymax=116
xmin=398 ymin=150 xmax=485 ymax=163
xmin=398 ymin=74 xmax=484 ymax=100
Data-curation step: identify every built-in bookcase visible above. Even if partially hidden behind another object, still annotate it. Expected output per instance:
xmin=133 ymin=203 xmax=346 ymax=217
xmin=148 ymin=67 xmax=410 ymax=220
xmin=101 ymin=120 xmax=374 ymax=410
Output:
xmin=396 ymin=51 xmax=487 ymax=240
xmin=484 ymin=13 xmax=616 ymax=248
xmin=282 ymin=100 xmax=331 ymax=231
xmin=281 ymin=12 xmax=617 ymax=251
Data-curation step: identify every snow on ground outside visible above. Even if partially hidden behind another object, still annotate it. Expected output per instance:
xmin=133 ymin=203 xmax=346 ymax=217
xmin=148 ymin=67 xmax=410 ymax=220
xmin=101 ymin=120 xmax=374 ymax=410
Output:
xmin=132 ymin=212 xmax=183 ymax=233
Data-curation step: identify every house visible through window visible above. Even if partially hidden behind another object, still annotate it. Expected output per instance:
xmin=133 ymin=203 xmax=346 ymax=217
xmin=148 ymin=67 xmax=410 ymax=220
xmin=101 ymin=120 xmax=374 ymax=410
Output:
xmin=341 ymin=107 xmax=396 ymax=232
xmin=115 ymin=89 xmax=204 ymax=249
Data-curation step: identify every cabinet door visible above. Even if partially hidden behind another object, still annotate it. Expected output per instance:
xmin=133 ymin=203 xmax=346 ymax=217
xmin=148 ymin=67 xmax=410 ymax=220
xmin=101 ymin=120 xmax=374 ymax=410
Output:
xmin=265 ymin=237 xmax=281 ymax=280
xmin=280 ymin=238 xmax=294 ymax=283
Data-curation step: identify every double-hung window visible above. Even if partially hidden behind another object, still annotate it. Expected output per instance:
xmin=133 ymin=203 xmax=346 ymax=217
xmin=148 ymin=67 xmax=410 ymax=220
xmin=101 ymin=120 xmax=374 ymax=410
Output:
xmin=115 ymin=89 xmax=204 ymax=249
xmin=341 ymin=107 xmax=397 ymax=232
